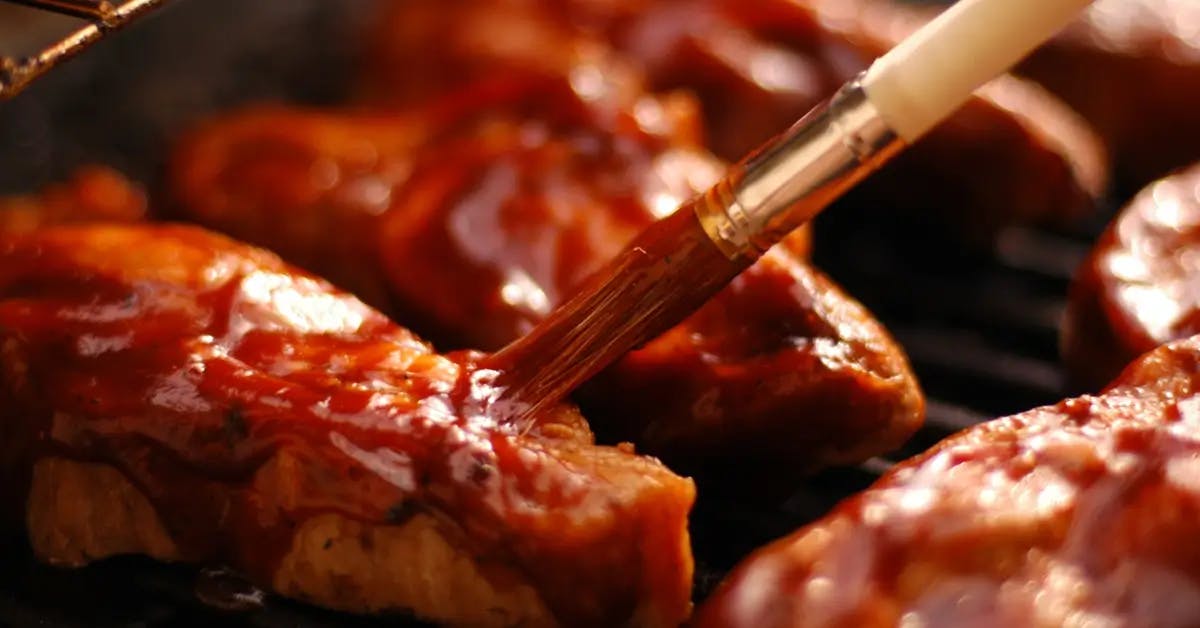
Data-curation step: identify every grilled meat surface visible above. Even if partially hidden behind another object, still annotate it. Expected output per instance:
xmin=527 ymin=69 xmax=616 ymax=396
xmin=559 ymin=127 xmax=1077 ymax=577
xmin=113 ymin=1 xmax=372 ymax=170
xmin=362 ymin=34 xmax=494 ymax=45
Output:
xmin=0 ymin=215 xmax=695 ymax=627
xmin=694 ymin=333 xmax=1200 ymax=628
xmin=0 ymin=166 xmax=147 ymax=232
xmin=1022 ymin=0 xmax=1200 ymax=186
xmin=1064 ymin=164 xmax=1200 ymax=390
xmin=364 ymin=0 xmax=1109 ymax=243
xmin=10 ymin=0 xmax=1190 ymax=625
xmin=168 ymin=70 xmax=921 ymax=488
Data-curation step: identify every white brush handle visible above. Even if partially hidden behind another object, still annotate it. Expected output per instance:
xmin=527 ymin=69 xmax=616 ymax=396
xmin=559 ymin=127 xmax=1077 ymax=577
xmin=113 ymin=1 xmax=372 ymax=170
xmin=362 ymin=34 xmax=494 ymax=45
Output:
xmin=864 ymin=0 xmax=1093 ymax=142
xmin=699 ymin=0 xmax=1095 ymax=260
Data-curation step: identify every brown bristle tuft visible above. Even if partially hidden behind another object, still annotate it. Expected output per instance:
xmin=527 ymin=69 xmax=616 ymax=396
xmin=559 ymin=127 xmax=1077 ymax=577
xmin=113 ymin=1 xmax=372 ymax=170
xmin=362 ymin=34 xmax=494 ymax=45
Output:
xmin=488 ymin=204 xmax=750 ymax=419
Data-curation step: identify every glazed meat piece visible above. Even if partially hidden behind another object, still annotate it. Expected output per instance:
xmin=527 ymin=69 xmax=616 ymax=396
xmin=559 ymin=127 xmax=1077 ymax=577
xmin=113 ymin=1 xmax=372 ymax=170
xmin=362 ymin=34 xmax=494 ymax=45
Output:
xmin=169 ymin=73 xmax=921 ymax=486
xmin=693 ymin=333 xmax=1200 ymax=628
xmin=606 ymin=0 xmax=1107 ymax=237
xmin=576 ymin=249 xmax=923 ymax=481
xmin=169 ymin=69 xmax=764 ymax=340
xmin=0 ymin=224 xmax=695 ymax=627
xmin=356 ymin=0 xmax=610 ymax=109
xmin=1063 ymin=164 xmax=1200 ymax=391
xmin=364 ymin=0 xmax=1108 ymax=242
xmin=0 ymin=165 xmax=147 ymax=231
xmin=1021 ymin=0 xmax=1200 ymax=186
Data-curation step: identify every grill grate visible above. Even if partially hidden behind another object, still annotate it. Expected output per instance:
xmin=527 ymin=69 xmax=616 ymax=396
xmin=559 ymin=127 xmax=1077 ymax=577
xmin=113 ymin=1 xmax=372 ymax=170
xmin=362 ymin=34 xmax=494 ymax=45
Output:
xmin=0 ymin=0 xmax=1112 ymax=624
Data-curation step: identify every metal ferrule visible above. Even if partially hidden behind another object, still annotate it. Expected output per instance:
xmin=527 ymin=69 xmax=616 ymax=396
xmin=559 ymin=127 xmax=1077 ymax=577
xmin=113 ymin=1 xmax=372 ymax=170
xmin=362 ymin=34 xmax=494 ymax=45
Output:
xmin=695 ymin=73 xmax=905 ymax=261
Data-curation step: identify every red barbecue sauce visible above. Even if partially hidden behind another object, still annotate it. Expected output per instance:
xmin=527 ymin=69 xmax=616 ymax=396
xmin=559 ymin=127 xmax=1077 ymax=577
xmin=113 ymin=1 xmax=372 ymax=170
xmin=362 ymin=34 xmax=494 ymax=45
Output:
xmin=0 ymin=224 xmax=693 ymax=625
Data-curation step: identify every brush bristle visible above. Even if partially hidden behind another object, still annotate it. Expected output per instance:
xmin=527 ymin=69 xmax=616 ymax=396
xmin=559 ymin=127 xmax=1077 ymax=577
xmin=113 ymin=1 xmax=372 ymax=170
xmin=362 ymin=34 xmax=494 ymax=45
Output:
xmin=488 ymin=205 xmax=749 ymax=418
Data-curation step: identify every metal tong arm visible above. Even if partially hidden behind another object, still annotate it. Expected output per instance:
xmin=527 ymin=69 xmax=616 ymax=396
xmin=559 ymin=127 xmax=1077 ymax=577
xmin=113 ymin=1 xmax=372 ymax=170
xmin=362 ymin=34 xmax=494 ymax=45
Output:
xmin=0 ymin=0 xmax=167 ymax=100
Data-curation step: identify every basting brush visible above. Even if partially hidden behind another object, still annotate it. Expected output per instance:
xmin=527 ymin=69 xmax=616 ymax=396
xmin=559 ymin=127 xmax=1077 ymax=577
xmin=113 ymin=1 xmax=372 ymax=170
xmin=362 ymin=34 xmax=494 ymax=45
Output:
xmin=489 ymin=0 xmax=1096 ymax=418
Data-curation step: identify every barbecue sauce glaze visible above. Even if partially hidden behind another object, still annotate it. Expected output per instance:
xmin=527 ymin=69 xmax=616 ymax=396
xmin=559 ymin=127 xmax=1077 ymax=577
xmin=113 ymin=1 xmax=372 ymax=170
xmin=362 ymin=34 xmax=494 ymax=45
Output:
xmin=694 ymin=333 xmax=1200 ymax=627
xmin=1065 ymin=163 xmax=1200 ymax=390
xmin=170 ymin=65 xmax=920 ymax=490
xmin=0 ymin=224 xmax=694 ymax=626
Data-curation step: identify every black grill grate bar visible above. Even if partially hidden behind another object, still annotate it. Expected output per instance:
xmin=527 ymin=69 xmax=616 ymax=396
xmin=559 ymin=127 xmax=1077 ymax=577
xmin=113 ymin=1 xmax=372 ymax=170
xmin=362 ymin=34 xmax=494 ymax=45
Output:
xmin=895 ymin=327 xmax=1064 ymax=396
xmin=838 ymin=267 xmax=1068 ymax=333
xmin=886 ymin=398 xmax=995 ymax=462
xmin=993 ymin=227 xmax=1093 ymax=281
xmin=818 ymin=224 xmax=1080 ymax=286
xmin=924 ymin=398 xmax=992 ymax=433
xmin=838 ymin=278 xmax=1067 ymax=366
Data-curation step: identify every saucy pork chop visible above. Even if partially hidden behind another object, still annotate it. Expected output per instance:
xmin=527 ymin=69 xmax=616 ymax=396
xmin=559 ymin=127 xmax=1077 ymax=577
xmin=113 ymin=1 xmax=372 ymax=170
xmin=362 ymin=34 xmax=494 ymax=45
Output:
xmin=0 ymin=223 xmax=695 ymax=627
xmin=0 ymin=165 xmax=147 ymax=232
xmin=1022 ymin=0 xmax=1200 ymax=186
xmin=694 ymin=334 xmax=1200 ymax=628
xmin=168 ymin=74 xmax=922 ymax=488
xmin=1064 ymin=164 xmax=1200 ymax=390
xmin=364 ymin=0 xmax=1108 ymax=243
